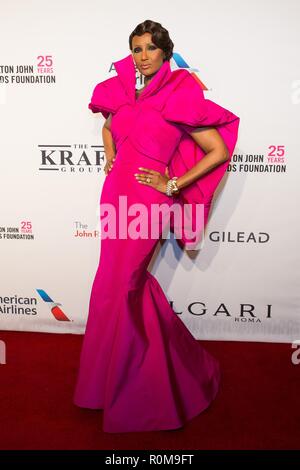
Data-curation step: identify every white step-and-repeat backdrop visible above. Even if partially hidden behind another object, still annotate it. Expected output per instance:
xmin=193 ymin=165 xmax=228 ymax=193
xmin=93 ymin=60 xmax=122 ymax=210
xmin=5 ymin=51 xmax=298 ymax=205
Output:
xmin=1 ymin=0 xmax=299 ymax=343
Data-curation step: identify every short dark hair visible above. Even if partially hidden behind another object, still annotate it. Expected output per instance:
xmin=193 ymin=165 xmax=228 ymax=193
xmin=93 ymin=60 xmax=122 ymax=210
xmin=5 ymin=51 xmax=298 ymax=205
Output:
xmin=129 ymin=19 xmax=174 ymax=62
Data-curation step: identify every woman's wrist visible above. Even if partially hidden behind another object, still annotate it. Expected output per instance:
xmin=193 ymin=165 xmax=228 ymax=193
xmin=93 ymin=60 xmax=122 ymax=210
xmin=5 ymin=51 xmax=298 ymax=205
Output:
xmin=105 ymin=153 xmax=116 ymax=161
xmin=175 ymin=176 xmax=186 ymax=190
xmin=175 ymin=174 xmax=199 ymax=191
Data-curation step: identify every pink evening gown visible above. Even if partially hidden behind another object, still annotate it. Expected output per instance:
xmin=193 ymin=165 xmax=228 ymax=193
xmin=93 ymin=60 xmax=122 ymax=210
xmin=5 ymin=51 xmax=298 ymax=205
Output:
xmin=73 ymin=53 xmax=240 ymax=433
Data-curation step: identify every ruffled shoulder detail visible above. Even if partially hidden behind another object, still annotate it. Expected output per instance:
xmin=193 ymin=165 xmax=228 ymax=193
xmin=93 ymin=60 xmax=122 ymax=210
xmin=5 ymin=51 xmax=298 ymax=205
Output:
xmin=162 ymin=70 xmax=207 ymax=126
xmin=162 ymin=71 xmax=240 ymax=249
xmin=162 ymin=70 xmax=240 ymax=154
xmin=88 ymin=76 xmax=127 ymax=119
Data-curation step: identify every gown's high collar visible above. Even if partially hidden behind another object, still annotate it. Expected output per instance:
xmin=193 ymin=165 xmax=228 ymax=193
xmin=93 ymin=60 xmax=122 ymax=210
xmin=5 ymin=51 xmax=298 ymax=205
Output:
xmin=113 ymin=53 xmax=172 ymax=103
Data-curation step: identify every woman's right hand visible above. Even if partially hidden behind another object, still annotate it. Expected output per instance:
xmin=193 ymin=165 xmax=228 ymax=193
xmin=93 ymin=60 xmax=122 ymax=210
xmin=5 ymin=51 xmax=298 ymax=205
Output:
xmin=104 ymin=156 xmax=116 ymax=175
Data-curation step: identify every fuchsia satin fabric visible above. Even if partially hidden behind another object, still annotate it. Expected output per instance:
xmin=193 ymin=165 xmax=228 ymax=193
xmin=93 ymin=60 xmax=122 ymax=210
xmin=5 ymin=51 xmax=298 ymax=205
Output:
xmin=73 ymin=54 xmax=240 ymax=433
xmin=88 ymin=53 xmax=240 ymax=246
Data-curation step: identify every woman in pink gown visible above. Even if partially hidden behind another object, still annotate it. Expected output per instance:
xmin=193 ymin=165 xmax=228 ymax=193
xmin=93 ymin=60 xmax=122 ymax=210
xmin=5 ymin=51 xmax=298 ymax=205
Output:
xmin=73 ymin=20 xmax=240 ymax=433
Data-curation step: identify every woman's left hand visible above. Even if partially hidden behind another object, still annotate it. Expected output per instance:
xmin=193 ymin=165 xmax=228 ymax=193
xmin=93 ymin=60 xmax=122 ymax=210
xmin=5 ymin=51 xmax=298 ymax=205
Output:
xmin=134 ymin=166 xmax=170 ymax=194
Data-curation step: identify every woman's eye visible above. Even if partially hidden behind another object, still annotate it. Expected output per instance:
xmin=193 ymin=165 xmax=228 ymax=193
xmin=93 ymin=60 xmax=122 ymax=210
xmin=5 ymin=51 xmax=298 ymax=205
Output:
xmin=133 ymin=45 xmax=157 ymax=53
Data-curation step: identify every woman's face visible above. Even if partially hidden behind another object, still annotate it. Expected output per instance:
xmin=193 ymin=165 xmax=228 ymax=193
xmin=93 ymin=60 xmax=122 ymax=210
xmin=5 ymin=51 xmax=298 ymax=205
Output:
xmin=131 ymin=32 xmax=165 ymax=77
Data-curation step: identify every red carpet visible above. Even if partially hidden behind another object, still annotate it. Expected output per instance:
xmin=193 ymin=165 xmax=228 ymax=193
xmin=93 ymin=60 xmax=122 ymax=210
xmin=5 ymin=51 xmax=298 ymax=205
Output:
xmin=0 ymin=331 xmax=299 ymax=450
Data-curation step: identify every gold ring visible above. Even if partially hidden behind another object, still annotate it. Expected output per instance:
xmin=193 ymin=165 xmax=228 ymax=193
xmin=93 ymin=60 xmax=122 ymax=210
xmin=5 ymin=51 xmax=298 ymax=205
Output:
xmin=146 ymin=177 xmax=151 ymax=183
